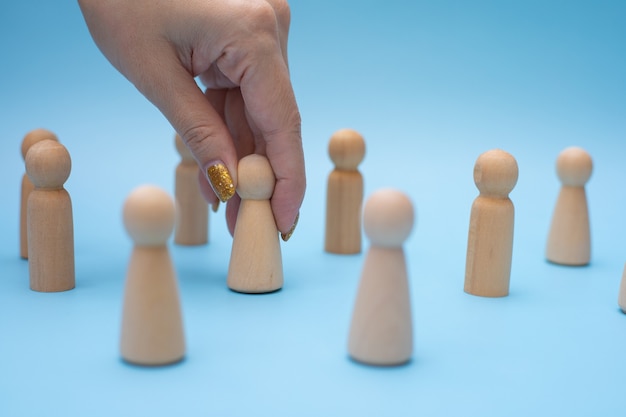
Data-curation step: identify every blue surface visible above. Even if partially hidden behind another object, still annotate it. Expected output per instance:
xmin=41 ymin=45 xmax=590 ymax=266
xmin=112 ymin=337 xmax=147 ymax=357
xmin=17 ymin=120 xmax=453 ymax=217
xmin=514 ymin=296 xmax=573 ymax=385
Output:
xmin=1 ymin=1 xmax=626 ymax=416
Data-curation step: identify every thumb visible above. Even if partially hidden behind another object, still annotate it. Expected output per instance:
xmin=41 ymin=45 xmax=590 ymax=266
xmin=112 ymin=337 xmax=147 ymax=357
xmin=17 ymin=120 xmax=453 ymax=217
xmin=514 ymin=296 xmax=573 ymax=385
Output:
xmin=136 ymin=56 xmax=238 ymax=204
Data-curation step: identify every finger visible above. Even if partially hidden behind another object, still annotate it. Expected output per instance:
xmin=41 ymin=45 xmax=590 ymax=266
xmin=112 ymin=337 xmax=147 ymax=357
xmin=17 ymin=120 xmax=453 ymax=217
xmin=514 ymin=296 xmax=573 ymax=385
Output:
xmin=237 ymin=56 xmax=305 ymax=236
xmin=137 ymin=51 xmax=239 ymax=204
xmin=224 ymin=88 xmax=256 ymax=159
xmin=225 ymin=194 xmax=241 ymax=237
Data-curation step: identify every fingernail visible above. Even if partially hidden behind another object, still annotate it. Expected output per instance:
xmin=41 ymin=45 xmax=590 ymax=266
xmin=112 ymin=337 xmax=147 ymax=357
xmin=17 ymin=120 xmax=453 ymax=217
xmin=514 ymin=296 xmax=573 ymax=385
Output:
xmin=206 ymin=162 xmax=235 ymax=202
xmin=281 ymin=212 xmax=299 ymax=242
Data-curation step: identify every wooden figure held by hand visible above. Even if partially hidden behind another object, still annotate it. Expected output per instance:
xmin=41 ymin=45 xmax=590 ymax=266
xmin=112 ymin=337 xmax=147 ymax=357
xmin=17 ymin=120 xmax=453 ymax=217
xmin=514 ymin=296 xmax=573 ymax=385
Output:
xmin=227 ymin=154 xmax=283 ymax=293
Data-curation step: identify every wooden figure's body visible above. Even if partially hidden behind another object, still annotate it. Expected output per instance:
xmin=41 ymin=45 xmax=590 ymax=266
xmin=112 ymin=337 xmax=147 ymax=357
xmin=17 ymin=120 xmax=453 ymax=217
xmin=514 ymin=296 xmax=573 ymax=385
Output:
xmin=121 ymin=185 xmax=185 ymax=366
xmin=121 ymin=246 xmax=185 ymax=365
xmin=464 ymin=197 xmax=514 ymax=297
xmin=464 ymin=149 xmax=518 ymax=298
xmin=325 ymin=129 xmax=365 ymax=254
xmin=174 ymin=134 xmax=208 ymax=246
xmin=25 ymin=139 xmax=74 ymax=292
xmin=20 ymin=128 xmax=58 ymax=259
xmin=348 ymin=189 xmax=414 ymax=366
xmin=546 ymin=147 xmax=592 ymax=266
xmin=618 ymin=263 xmax=626 ymax=313
xmin=227 ymin=154 xmax=283 ymax=293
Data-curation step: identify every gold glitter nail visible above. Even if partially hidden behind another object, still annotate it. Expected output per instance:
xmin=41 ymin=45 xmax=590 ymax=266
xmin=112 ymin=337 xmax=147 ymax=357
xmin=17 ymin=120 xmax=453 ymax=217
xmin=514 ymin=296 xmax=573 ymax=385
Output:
xmin=207 ymin=163 xmax=235 ymax=202
xmin=281 ymin=212 xmax=299 ymax=242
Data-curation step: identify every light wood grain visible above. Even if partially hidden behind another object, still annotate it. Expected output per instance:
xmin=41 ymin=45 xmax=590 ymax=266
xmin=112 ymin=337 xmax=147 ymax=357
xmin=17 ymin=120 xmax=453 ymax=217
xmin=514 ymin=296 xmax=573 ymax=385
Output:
xmin=464 ymin=149 xmax=518 ymax=298
xmin=227 ymin=154 xmax=283 ymax=293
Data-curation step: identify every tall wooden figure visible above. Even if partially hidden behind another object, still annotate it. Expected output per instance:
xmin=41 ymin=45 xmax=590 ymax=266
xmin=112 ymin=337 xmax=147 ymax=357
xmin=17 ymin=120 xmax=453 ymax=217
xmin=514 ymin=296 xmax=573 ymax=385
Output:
xmin=26 ymin=139 xmax=75 ymax=292
xmin=174 ymin=134 xmax=209 ymax=245
xmin=227 ymin=154 xmax=283 ymax=293
xmin=464 ymin=149 xmax=518 ymax=298
xmin=546 ymin=147 xmax=592 ymax=266
xmin=20 ymin=128 xmax=58 ymax=259
xmin=121 ymin=185 xmax=185 ymax=366
xmin=348 ymin=189 xmax=414 ymax=366
xmin=325 ymin=129 xmax=366 ymax=254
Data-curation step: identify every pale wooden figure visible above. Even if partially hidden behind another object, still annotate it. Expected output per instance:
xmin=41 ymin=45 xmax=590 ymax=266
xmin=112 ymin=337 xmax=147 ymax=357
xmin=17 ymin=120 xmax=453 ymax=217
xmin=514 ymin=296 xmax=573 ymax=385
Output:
xmin=325 ymin=128 xmax=366 ymax=254
xmin=120 ymin=185 xmax=185 ymax=366
xmin=174 ymin=134 xmax=209 ymax=245
xmin=227 ymin=154 xmax=283 ymax=293
xmin=26 ymin=140 xmax=75 ymax=292
xmin=348 ymin=189 xmax=414 ymax=366
xmin=20 ymin=128 xmax=59 ymax=259
xmin=618 ymin=263 xmax=626 ymax=313
xmin=464 ymin=149 xmax=518 ymax=298
xmin=546 ymin=147 xmax=592 ymax=266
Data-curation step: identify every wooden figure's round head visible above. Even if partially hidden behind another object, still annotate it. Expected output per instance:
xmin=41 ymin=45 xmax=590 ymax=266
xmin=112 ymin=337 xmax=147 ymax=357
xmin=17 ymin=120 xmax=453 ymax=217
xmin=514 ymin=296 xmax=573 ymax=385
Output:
xmin=21 ymin=128 xmax=58 ymax=160
xmin=174 ymin=133 xmax=194 ymax=162
xmin=123 ymin=185 xmax=175 ymax=246
xmin=328 ymin=128 xmax=365 ymax=170
xmin=237 ymin=154 xmax=276 ymax=200
xmin=556 ymin=146 xmax=592 ymax=187
xmin=363 ymin=189 xmax=414 ymax=248
xmin=25 ymin=139 xmax=71 ymax=189
xmin=473 ymin=149 xmax=518 ymax=197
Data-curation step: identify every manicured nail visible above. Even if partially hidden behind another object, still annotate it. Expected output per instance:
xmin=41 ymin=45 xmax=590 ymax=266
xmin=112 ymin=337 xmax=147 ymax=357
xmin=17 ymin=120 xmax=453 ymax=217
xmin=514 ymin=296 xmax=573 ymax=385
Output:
xmin=206 ymin=162 xmax=235 ymax=202
xmin=281 ymin=212 xmax=299 ymax=242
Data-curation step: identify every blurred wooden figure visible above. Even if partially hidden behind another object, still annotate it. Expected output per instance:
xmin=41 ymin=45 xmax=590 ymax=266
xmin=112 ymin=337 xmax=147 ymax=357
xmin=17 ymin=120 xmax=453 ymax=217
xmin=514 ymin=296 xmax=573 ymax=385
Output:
xmin=546 ymin=147 xmax=592 ymax=266
xmin=464 ymin=149 xmax=518 ymax=298
xmin=121 ymin=185 xmax=185 ymax=366
xmin=26 ymin=139 xmax=75 ymax=292
xmin=325 ymin=129 xmax=365 ymax=254
xmin=618 ymin=263 xmax=626 ymax=313
xmin=20 ymin=128 xmax=59 ymax=259
xmin=227 ymin=154 xmax=283 ymax=293
xmin=348 ymin=189 xmax=414 ymax=366
xmin=174 ymin=134 xmax=209 ymax=245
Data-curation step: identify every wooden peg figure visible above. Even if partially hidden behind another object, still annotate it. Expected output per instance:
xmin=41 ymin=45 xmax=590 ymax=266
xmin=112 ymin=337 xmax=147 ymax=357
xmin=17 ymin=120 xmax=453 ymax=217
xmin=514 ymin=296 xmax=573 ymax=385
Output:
xmin=325 ymin=128 xmax=366 ymax=254
xmin=25 ymin=139 xmax=74 ymax=292
xmin=348 ymin=189 xmax=414 ymax=366
xmin=546 ymin=147 xmax=592 ymax=266
xmin=120 ymin=185 xmax=185 ymax=366
xmin=20 ymin=128 xmax=59 ymax=259
xmin=618 ymin=263 xmax=626 ymax=313
xmin=227 ymin=154 xmax=283 ymax=293
xmin=174 ymin=134 xmax=209 ymax=245
xmin=464 ymin=149 xmax=518 ymax=298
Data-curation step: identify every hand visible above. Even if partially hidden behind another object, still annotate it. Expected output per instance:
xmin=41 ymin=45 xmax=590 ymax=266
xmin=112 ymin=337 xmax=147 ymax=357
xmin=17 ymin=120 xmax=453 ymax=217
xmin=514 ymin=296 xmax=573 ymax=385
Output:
xmin=78 ymin=0 xmax=305 ymax=239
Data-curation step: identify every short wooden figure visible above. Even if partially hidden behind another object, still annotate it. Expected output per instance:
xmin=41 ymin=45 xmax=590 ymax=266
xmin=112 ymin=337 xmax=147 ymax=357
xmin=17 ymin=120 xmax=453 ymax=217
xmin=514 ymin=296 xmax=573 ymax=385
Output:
xmin=120 ymin=185 xmax=185 ymax=366
xmin=174 ymin=134 xmax=209 ymax=245
xmin=227 ymin=154 xmax=283 ymax=293
xmin=25 ymin=139 xmax=75 ymax=292
xmin=546 ymin=147 xmax=592 ymax=266
xmin=348 ymin=189 xmax=414 ymax=366
xmin=464 ymin=149 xmax=518 ymax=298
xmin=325 ymin=128 xmax=366 ymax=254
xmin=618 ymin=263 xmax=626 ymax=313
xmin=20 ymin=128 xmax=59 ymax=259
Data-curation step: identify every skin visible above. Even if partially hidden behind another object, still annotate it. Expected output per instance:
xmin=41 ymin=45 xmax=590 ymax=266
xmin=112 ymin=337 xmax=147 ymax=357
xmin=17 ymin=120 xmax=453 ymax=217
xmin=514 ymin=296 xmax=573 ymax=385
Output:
xmin=78 ymin=0 xmax=305 ymax=237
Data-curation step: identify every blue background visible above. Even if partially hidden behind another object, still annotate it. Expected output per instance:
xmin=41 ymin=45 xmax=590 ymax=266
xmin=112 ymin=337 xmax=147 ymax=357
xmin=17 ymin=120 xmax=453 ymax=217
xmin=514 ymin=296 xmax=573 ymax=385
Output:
xmin=1 ymin=1 xmax=625 ymax=416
